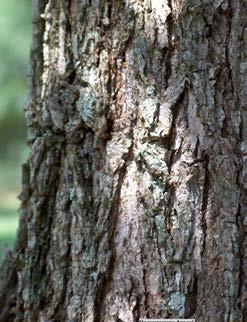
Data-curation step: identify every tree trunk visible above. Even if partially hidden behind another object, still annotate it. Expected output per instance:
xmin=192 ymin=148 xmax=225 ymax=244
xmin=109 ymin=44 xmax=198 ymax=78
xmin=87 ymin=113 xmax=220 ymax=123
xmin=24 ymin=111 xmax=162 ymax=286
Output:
xmin=0 ymin=0 xmax=246 ymax=321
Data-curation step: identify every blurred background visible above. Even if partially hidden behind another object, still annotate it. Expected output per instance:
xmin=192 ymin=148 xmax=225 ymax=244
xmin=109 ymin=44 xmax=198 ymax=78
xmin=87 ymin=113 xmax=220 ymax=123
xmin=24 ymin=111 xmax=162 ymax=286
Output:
xmin=0 ymin=0 xmax=31 ymax=260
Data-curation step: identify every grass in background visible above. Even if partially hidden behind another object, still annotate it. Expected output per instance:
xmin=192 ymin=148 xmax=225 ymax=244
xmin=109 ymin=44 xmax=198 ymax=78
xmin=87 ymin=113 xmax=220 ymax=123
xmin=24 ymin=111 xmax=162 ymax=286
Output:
xmin=0 ymin=156 xmax=28 ymax=262
xmin=0 ymin=190 xmax=20 ymax=261
xmin=0 ymin=146 xmax=29 ymax=263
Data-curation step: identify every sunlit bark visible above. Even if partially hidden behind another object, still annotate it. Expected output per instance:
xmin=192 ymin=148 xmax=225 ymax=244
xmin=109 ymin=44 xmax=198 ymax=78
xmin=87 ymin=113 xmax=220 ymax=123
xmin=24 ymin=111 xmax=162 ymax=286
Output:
xmin=0 ymin=0 xmax=246 ymax=321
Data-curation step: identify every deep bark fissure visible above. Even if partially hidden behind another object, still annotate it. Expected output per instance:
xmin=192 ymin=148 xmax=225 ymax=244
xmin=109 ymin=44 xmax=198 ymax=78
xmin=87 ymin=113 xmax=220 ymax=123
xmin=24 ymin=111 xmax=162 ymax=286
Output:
xmin=184 ymin=276 xmax=198 ymax=318
xmin=94 ymin=131 xmax=135 ymax=322
xmin=52 ymin=178 xmax=72 ymax=319
xmin=162 ymin=85 xmax=188 ymax=150
xmin=201 ymin=153 xmax=210 ymax=254
xmin=236 ymin=203 xmax=244 ymax=309
xmin=164 ymin=0 xmax=174 ymax=88
xmin=140 ymin=246 xmax=149 ymax=318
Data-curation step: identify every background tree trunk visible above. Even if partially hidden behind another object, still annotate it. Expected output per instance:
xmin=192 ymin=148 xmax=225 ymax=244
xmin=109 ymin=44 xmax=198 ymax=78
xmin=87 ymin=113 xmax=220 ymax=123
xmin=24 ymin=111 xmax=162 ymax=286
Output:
xmin=0 ymin=0 xmax=246 ymax=321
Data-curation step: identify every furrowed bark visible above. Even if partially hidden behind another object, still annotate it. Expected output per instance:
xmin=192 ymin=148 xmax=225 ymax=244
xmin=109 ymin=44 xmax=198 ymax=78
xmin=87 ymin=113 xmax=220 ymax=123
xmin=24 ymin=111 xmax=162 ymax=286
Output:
xmin=0 ymin=0 xmax=246 ymax=321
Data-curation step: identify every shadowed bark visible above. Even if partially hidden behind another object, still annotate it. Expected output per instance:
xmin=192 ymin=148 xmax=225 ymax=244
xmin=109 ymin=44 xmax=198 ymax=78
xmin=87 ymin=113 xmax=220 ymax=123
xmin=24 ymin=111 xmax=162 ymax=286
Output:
xmin=0 ymin=0 xmax=246 ymax=321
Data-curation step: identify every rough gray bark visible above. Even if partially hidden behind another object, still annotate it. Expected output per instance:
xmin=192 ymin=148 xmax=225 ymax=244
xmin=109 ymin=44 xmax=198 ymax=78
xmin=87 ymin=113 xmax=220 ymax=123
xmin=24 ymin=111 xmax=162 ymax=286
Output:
xmin=0 ymin=0 xmax=246 ymax=321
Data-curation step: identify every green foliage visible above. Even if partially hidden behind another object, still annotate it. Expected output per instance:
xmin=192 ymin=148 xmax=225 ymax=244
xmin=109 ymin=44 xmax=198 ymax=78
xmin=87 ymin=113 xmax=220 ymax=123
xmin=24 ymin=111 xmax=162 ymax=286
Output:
xmin=0 ymin=0 xmax=31 ymax=116
xmin=0 ymin=0 xmax=31 ymax=258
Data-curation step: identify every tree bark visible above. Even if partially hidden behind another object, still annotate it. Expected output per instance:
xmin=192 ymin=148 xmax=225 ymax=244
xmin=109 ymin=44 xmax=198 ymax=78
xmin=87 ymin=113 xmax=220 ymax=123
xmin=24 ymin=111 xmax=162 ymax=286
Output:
xmin=0 ymin=0 xmax=246 ymax=321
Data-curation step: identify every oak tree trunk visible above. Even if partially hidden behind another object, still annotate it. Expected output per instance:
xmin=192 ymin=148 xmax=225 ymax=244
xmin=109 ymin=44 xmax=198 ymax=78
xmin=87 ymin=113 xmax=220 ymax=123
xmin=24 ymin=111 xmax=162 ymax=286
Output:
xmin=0 ymin=0 xmax=246 ymax=321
